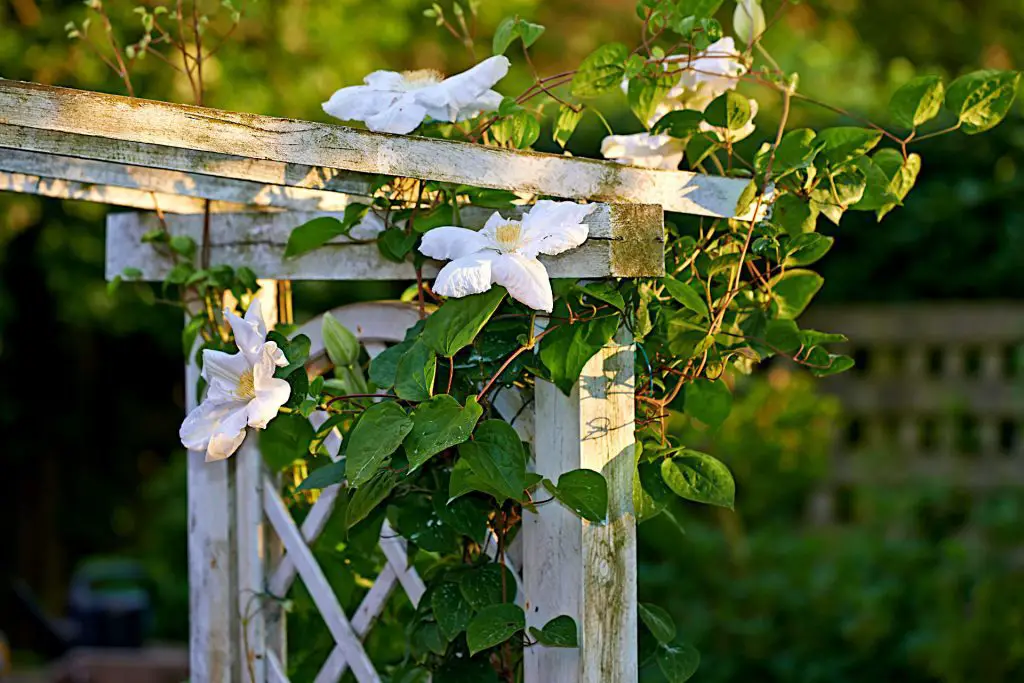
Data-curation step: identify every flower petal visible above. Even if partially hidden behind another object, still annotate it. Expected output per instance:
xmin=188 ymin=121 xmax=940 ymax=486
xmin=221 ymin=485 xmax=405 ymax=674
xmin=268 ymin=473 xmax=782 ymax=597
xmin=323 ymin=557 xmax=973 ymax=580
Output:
xmin=734 ymin=0 xmax=767 ymax=45
xmin=601 ymin=133 xmax=685 ymax=170
xmin=322 ymin=84 xmax=401 ymax=123
xmin=519 ymin=201 xmax=594 ymax=258
xmin=179 ymin=399 xmax=249 ymax=461
xmin=492 ymin=253 xmax=554 ymax=312
xmin=416 ymin=56 xmax=510 ymax=119
xmin=363 ymin=70 xmax=406 ymax=90
xmin=419 ymin=226 xmax=491 ymax=261
xmin=201 ymin=349 xmax=249 ymax=401
xmin=364 ymin=97 xmax=429 ymax=134
xmin=207 ymin=428 xmax=247 ymax=462
xmin=249 ymin=343 xmax=292 ymax=429
xmin=226 ymin=302 xmax=266 ymax=365
xmin=432 ymin=252 xmax=498 ymax=299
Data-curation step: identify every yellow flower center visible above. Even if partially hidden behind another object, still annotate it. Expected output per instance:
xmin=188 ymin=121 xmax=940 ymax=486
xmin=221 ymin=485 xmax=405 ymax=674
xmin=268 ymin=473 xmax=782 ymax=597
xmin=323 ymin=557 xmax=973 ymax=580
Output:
xmin=236 ymin=368 xmax=256 ymax=400
xmin=494 ymin=222 xmax=523 ymax=252
xmin=401 ymin=69 xmax=445 ymax=89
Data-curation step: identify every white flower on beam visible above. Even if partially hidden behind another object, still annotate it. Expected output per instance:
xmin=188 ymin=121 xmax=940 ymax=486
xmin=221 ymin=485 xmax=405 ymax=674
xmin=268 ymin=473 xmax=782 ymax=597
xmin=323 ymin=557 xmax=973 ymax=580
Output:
xmin=419 ymin=201 xmax=595 ymax=313
xmin=179 ymin=301 xmax=291 ymax=462
xmin=322 ymin=56 xmax=510 ymax=135
xmin=601 ymin=132 xmax=685 ymax=170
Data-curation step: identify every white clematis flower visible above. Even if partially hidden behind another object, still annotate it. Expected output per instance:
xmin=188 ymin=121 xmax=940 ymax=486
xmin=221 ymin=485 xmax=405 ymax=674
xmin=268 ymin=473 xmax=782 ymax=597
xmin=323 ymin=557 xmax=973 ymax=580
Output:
xmin=665 ymin=37 xmax=748 ymax=114
xmin=419 ymin=201 xmax=595 ymax=312
xmin=323 ymin=56 xmax=510 ymax=135
xmin=734 ymin=0 xmax=767 ymax=45
xmin=179 ymin=301 xmax=291 ymax=462
xmin=601 ymin=132 xmax=685 ymax=170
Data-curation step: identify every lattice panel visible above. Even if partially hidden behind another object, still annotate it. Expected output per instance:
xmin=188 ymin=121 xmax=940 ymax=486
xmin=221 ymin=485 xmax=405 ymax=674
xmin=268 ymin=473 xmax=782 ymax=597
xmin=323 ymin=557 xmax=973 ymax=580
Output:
xmin=249 ymin=302 xmax=526 ymax=682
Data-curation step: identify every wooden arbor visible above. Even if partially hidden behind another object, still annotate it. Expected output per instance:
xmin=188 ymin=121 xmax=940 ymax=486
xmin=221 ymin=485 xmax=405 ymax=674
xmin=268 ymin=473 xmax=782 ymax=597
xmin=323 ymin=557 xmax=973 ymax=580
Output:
xmin=0 ymin=79 xmax=754 ymax=682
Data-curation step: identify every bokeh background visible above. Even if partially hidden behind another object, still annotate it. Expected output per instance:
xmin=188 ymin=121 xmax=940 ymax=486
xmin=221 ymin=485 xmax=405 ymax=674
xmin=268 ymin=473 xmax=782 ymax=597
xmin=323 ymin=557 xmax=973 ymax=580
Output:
xmin=2 ymin=0 xmax=1024 ymax=681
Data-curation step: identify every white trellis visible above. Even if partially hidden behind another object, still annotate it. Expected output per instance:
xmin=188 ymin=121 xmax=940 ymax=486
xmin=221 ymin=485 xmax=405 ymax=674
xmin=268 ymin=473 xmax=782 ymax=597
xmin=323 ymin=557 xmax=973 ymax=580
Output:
xmin=0 ymin=78 xmax=754 ymax=683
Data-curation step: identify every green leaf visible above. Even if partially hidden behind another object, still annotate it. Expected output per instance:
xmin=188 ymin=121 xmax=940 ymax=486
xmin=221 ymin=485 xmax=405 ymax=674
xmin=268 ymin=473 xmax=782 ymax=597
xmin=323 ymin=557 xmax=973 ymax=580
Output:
xmin=553 ymin=104 xmax=584 ymax=148
xmin=539 ymin=312 xmax=621 ymax=395
xmin=466 ymin=603 xmax=525 ymax=656
xmin=432 ymin=581 xmax=474 ymax=640
xmin=809 ymin=351 xmax=855 ymax=377
xmin=377 ymin=227 xmax=417 ymax=263
xmin=890 ymin=75 xmax=945 ymax=128
xmin=662 ymin=277 xmax=709 ymax=319
xmin=784 ymin=233 xmax=834 ymax=267
xmin=570 ymin=43 xmax=629 ymax=98
xmin=639 ymin=603 xmax=676 ymax=644
xmin=543 ymin=469 xmax=608 ymax=523
xmin=771 ymin=269 xmax=823 ymax=319
xmin=493 ymin=16 xmax=545 ymax=54
xmin=800 ymin=329 xmax=848 ymax=346
xmin=873 ymin=149 xmax=921 ymax=220
xmin=269 ymin=332 xmax=311 ymax=378
xmin=369 ymin=340 xmax=414 ymax=389
xmin=763 ymin=128 xmax=822 ymax=175
xmin=394 ymin=339 xmax=437 ymax=402
xmin=259 ymin=413 xmax=314 ymax=471
xmin=816 ymin=127 xmax=883 ymax=167
xmin=346 ymin=469 xmax=396 ymax=529
xmin=772 ymin=193 xmax=819 ymax=235
xmin=704 ymin=91 xmax=751 ymax=131
xmin=296 ymin=459 xmax=347 ymax=492
xmin=810 ymin=167 xmax=866 ymax=225
xmin=285 ymin=216 xmax=348 ymax=259
xmin=661 ymin=450 xmax=735 ymax=509
xmin=657 ymin=643 xmax=701 ymax=683
xmin=528 ymin=615 xmax=578 ymax=648
xmin=449 ymin=458 xmax=506 ymax=501
xmin=652 ymin=109 xmax=705 ymax=138
xmin=579 ymin=281 xmax=625 ymax=311
xmin=345 ymin=401 xmax=413 ymax=487
xmin=322 ymin=312 xmax=361 ymax=367
xmin=405 ymin=395 xmax=483 ymax=470
xmin=458 ymin=420 xmax=527 ymax=502
xmin=492 ymin=110 xmax=541 ymax=149
xmin=765 ymin=318 xmax=801 ymax=353
xmin=424 ymin=287 xmax=506 ymax=357
xmin=849 ymin=155 xmax=900 ymax=212
xmin=169 ymin=234 xmax=196 ymax=258
xmin=629 ymin=72 xmax=675 ymax=126
xmin=684 ymin=379 xmax=732 ymax=428
xmin=686 ymin=134 xmax=720 ymax=167
xmin=677 ymin=0 xmax=724 ymax=18
xmin=945 ymin=69 xmax=1021 ymax=134
xmin=459 ymin=563 xmax=517 ymax=608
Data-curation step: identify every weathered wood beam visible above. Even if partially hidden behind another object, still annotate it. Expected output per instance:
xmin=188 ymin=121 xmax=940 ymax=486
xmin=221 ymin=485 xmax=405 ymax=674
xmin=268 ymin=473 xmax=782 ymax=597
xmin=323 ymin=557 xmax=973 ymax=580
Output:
xmin=105 ymin=204 xmax=665 ymax=281
xmin=0 ymin=79 xmax=754 ymax=219
xmin=0 ymin=148 xmax=357 ymax=213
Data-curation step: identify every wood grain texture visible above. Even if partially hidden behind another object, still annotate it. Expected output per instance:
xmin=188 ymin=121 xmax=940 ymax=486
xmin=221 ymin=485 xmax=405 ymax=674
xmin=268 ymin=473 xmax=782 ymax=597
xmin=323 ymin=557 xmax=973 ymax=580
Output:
xmin=105 ymin=203 xmax=664 ymax=281
xmin=525 ymin=328 xmax=637 ymax=683
xmin=0 ymin=79 xmax=753 ymax=218
xmin=0 ymin=147 xmax=356 ymax=213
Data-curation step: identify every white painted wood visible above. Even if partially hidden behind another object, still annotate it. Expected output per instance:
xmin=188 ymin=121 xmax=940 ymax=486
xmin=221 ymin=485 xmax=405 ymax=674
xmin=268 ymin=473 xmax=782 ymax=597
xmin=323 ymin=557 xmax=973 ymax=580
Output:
xmin=0 ymin=121 xmax=374 ymax=196
xmin=263 ymin=484 xmax=381 ymax=683
xmin=267 ymin=651 xmax=290 ymax=683
xmin=492 ymin=384 xmax=535 ymax=444
xmin=0 ymin=148 xmax=358 ymax=213
xmin=186 ymin=339 xmax=235 ymax=683
xmin=0 ymin=170 xmax=249 ymax=213
xmin=0 ymin=79 xmax=756 ymax=218
xmin=105 ymin=203 xmax=664 ymax=281
xmin=525 ymin=327 xmax=637 ymax=683
xmin=378 ymin=520 xmax=427 ymax=606
xmin=236 ymin=437 xmax=268 ymax=683
xmin=314 ymin=564 xmax=400 ymax=683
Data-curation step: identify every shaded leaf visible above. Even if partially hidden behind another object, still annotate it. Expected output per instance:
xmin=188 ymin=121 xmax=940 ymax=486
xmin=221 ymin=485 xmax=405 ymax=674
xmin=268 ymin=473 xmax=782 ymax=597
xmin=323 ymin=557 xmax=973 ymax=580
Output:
xmin=405 ymin=395 xmax=483 ymax=470
xmin=684 ymin=379 xmax=732 ymax=428
xmin=661 ymin=450 xmax=735 ymax=509
xmin=424 ymin=287 xmax=506 ymax=357
xmin=639 ymin=603 xmax=676 ymax=643
xmin=345 ymin=401 xmax=413 ymax=486
xmin=466 ymin=603 xmax=525 ymax=656
xmin=458 ymin=420 xmax=527 ymax=502
xmin=529 ymin=615 xmax=578 ymax=648
xmin=543 ymin=469 xmax=608 ymax=523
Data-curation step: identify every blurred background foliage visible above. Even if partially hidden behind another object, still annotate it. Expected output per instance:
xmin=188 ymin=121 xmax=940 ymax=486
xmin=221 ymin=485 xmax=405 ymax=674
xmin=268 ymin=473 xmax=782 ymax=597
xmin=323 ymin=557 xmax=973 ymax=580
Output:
xmin=1 ymin=0 xmax=1023 ymax=681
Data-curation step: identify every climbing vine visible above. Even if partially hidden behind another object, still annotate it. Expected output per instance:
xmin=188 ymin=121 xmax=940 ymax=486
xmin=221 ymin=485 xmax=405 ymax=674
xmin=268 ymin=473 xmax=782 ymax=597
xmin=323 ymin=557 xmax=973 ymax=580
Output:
xmin=83 ymin=0 xmax=1022 ymax=680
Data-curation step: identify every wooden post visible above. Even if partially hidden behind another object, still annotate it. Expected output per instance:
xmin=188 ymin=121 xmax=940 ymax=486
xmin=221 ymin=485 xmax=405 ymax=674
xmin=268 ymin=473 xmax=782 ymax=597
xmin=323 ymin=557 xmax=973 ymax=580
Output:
xmin=525 ymin=328 xmax=637 ymax=683
xmin=187 ymin=282 xmax=278 ymax=683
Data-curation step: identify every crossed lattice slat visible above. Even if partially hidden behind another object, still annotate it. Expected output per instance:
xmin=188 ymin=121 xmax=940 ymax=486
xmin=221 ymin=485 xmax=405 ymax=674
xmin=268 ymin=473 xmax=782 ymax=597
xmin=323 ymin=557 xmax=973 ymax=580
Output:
xmin=258 ymin=303 xmax=526 ymax=682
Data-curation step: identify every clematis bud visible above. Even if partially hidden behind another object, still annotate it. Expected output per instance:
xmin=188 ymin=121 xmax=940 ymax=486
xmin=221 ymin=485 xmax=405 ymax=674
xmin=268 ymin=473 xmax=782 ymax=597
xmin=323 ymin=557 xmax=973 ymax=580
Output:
xmin=734 ymin=0 xmax=767 ymax=45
